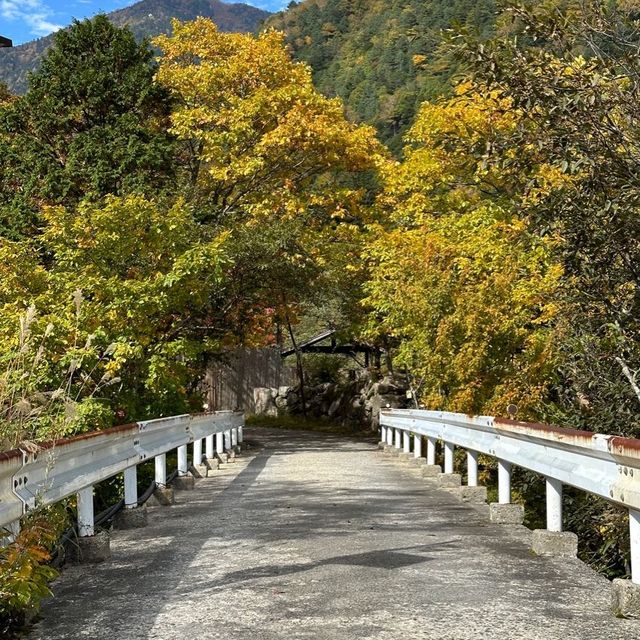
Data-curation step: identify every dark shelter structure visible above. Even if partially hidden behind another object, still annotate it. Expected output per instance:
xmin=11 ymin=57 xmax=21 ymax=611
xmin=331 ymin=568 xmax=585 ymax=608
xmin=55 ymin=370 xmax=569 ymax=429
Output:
xmin=0 ymin=36 xmax=12 ymax=47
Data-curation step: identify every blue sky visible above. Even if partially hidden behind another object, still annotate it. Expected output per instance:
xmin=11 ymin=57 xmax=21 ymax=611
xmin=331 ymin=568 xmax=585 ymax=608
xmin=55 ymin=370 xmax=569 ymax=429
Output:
xmin=0 ymin=0 xmax=287 ymax=45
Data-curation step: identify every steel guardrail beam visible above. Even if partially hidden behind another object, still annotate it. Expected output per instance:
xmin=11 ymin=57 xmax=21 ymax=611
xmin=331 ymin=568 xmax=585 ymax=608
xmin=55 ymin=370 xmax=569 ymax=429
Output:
xmin=380 ymin=409 xmax=640 ymax=510
xmin=0 ymin=411 xmax=243 ymax=528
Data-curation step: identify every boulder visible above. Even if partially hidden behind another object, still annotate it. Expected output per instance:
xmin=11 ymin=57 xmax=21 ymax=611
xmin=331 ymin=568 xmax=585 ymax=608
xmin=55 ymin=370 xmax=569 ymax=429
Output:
xmin=253 ymin=387 xmax=277 ymax=416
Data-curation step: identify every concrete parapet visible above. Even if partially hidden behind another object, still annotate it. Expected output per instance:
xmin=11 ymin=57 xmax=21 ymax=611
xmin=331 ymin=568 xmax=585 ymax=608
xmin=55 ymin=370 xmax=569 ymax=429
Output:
xmin=150 ymin=486 xmax=175 ymax=506
xmin=388 ymin=447 xmax=401 ymax=457
xmin=114 ymin=506 xmax=148 ymax=530
xmin=172 ymin=475 xmax=196 ymax=491
xmin=531 ymin=529 xmax=578 ymax=558
xmin=216 ymin=452 xmax=229 ymax=464
xmin=489 ymin=502 xmax=525 ymax=525
xmin=408 ymin=457 xmax=426 ymax=468
xmin=421 ymin=464 xmax=442 ymax=478
xmin=437 ymin=473 xmax=462 ymax=488
xmin=458 ymin=486 xmax=487 ymax=504
xmin=205 ymin=458 xmax=219 ymax=474
xmin=612 ymin=579 xmax=640 ymax=618
xmin=68 ymin=531 xmax=111 ymax=564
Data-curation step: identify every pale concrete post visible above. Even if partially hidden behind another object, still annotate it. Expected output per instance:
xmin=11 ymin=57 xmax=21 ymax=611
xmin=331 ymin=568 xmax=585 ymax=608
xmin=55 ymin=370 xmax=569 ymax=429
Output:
xmin=216 ymin=432 xmax=224 ymax=454
xmin=467 ymin=450 xmax=478 ymax=487
xmin=381 ymin=426 xmax=387 ymax=443
xmin=231 ymin=428 xmax=238 ymax=447
xmin=444 ymin=442 xmax=454 ymax=474
xmin=403 ymin=430 xmax=411 ymax=453
xmin=498 ymin=460 xmax=512 ymax=503
xmin=155 ymin=454 xmax=167 ymax=485
xmin=426 ymin=437 xmax=436 ymax=465
xmin=224 ymin=430 xmax=232 ymax=451
xmin=631 ymin=509 xmax=640 ymax=585
xmin=77 ymin=486 xmax=95 ymax=537
xmin=193 ymin=439 xmax=203 ymax=467
xmin=386 ymin=427 xmax=393 ymax=445
xmin=238 ymin=426 xmax=244 ymax=443
xmin=205 ymin=435 xmax=214 ymax=460
xmin=124 ymin=465 xmax=137 ymax=508
xmin=394 ymin=428 xmax=401 ymax=449
xmin=546 ymin=477 xmax=563 ymax=532
xmin=177 ymin=445 xmax=188 ymax=476
xmin=414 ymin=434 xmax=422 ymax=458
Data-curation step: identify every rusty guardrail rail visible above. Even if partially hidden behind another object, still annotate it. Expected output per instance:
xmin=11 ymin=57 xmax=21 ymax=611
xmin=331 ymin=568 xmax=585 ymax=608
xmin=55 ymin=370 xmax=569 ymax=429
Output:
xmin=380 ymin=409 xmax=640 ymax=595
xmin=0 ymin=411 xmax=243 ymax=542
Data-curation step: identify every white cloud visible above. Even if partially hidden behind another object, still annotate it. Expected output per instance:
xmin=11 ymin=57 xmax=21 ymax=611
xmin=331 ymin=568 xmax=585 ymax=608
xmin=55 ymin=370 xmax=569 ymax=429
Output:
xmin=1 ymin=0 xmax=63 ymax=37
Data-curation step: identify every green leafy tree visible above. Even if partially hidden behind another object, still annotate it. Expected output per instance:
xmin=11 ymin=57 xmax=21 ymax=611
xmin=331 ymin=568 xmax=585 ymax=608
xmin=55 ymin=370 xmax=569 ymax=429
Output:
xmin=0 ymin=15 xmax=176 ymax=238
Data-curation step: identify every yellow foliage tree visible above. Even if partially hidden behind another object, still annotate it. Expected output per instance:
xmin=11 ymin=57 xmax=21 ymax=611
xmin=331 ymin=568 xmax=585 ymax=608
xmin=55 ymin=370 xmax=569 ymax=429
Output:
xmin=155 ymin=18 xmax=386 ymax=339
xmin=364 ymin=86 xmax=563 ymax=417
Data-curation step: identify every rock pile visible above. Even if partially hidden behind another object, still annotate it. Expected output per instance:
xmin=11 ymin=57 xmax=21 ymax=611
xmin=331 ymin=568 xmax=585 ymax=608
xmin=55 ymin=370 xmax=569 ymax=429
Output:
xmin=252 ymin=373 xmax=410 ymax=428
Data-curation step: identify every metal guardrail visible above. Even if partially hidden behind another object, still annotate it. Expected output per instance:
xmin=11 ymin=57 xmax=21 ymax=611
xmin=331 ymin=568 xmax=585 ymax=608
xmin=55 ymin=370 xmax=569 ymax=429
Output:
xmin=380 ymin=408 xmax=640 ymax=584
xmin=0 ymin=411 xmax=244 ymax=537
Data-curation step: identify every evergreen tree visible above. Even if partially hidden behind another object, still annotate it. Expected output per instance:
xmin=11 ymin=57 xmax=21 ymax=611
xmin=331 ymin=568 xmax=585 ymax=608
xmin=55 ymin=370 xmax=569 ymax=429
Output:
xmin=0 ymin=15 xmax=176 ymax=238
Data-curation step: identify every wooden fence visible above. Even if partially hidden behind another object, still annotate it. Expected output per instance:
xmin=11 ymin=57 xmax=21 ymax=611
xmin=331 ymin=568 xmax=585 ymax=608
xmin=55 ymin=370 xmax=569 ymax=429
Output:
xmin=205 ymin=347 xmax=297 ymax=413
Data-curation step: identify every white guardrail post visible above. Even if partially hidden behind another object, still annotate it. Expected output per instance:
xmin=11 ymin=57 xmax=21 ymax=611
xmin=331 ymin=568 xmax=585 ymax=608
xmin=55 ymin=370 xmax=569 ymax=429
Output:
xmin=403 ymin=430 xmax=411 ymax=454
xmin=546 ymin=477 xmax=563 ymax=532
xmin=497 ymin=460 xmax=511 ymax=504
xmin=443 ymin=442 xmax=454 ymax=475
xmin=394 ymin=428 xmax=401 ymax=449
xmin=378 ymin=408 xmax=640 ymax=616
xmin=467 ymin=451 xmax=478 ymax=487
xmin=414 ymin=434 xmax=422 ymax=458
xmin=426 ymin=437 xmax=436 ymax=465
xmin=77 ymin=486 xmax=94 ymax=537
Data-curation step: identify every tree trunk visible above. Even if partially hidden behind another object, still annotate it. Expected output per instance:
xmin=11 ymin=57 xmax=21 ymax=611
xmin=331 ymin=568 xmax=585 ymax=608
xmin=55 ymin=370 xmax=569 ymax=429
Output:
xmin=285 ymin=313 xmax=307 ymax=417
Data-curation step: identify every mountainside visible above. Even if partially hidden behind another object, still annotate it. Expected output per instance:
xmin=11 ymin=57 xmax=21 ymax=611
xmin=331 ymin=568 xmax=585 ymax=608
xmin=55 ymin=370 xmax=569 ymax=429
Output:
xmin=0 ymin=0 xmax=271 ymax=94
xmin=268 ymin=0 xmax=496 ymax=151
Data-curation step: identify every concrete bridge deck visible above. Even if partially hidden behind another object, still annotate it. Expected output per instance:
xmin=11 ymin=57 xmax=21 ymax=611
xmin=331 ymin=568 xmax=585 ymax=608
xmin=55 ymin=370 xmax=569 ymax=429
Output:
xmin=29 ymin=428 xmax=637 ymax=639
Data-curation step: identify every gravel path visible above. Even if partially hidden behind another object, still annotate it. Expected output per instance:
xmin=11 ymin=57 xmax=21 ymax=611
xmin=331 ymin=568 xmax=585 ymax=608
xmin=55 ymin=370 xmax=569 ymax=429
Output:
xmin=29 ymin=427 xmax=638 ymax=639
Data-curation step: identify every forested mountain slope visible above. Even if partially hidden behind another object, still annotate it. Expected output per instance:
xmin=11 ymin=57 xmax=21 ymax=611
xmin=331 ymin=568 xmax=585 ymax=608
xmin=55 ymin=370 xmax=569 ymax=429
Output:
xmin=268 ymin=0 xmax=496 ymax=151
xmin=0 ymin=0 xmax=270 ymax=94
